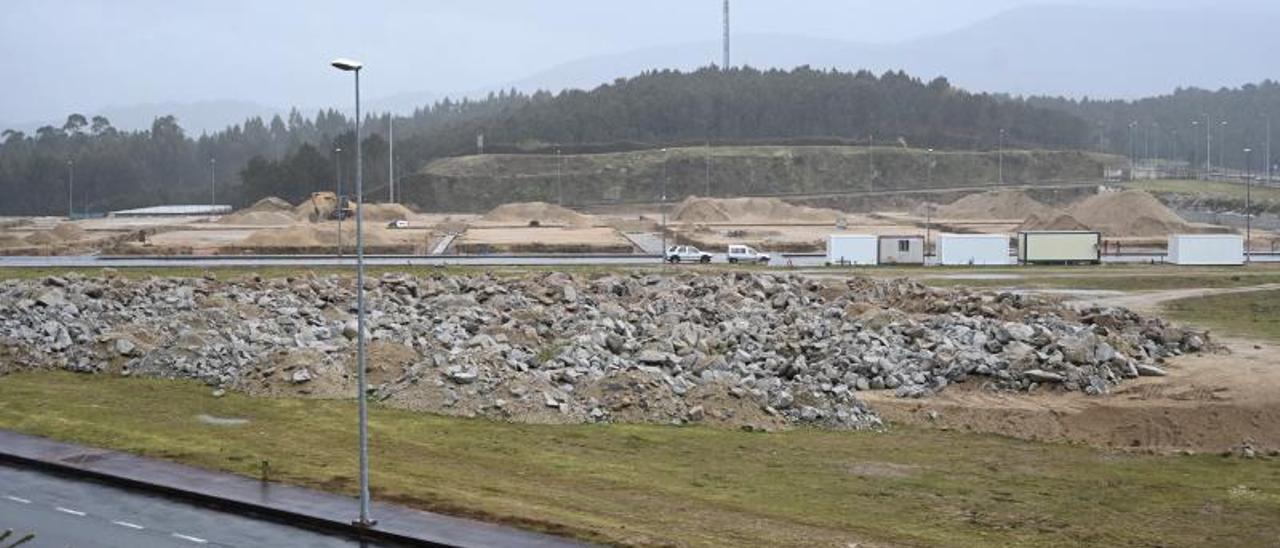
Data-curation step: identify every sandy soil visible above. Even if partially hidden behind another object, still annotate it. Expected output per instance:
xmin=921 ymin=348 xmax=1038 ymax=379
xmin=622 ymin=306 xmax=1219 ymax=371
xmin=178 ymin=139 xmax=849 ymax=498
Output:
xmin=454 ymin=226 xmax=634 ymax=252
xmin=865 ymin=284 xmax=1280 ymax=454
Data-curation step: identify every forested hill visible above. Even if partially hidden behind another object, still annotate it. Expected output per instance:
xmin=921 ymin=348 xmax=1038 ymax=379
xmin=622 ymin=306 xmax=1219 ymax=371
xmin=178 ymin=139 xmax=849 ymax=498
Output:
xmin=1 ymin=67 xmax=1274 ymax=215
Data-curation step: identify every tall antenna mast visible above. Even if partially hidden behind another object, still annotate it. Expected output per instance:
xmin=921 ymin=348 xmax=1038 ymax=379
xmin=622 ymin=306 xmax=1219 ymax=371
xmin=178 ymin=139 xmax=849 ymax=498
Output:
xmin=723 ymin=0 xmax=730 ymax=69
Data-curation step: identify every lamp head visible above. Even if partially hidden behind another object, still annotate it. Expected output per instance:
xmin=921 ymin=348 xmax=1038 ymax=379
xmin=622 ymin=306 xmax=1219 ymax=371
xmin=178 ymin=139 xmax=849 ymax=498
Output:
xmin=331 ymin=58 xmax=364 ymax=72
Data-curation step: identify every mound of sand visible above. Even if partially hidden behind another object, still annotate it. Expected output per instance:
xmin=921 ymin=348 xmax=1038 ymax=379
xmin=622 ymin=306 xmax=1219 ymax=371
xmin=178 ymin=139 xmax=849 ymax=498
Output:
xmin=240 ymin=224 xmax=400 ymax=248
xmin=1065 ymin=190 xmax=1200 ymax=237
xmin=361 ymin=203 xmax=417 ymax=223
xmin=671 ymin=197 xmax=844 ymax=224
xmin=245 ymin=197 xmax=295 ymax=213
xmin=0 ymin=234 xmax=26 ymax=248
xmin=24 ymin=232 xmax=60 ymax=245
xmin=480 ymin=202 xmax=594 ymax=227
xmin=219 ymin=210 xmax=298 ymax=226
xmin=936 ymin=191 xmax=1053 ymax=220
xmin=51 ymin=223 xmax=87 ymax=241
xmin=1018 ymin=212 xmax=1091 ymax=232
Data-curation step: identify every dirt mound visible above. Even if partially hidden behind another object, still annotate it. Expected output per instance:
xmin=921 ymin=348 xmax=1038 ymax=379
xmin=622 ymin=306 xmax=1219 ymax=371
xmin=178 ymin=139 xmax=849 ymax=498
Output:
xmin=361 ymin=203 xmax=417 ymax=223
xmin=51 ymin=223 xmax=87 ymax=241
xmin=671 ymin=196 xmax=844 ymax=224
xmin=1066 ymin=190 xmax=1199 ymax=237
xmin=241 ymin=224 xmax=398 ymax=248
xmin=1018 ymin=212 xmax=1091 ymax=232
xmin=0 ymin=234 xmax=26 ymax=248
xmin=245 ymin=197 xmax=295 ymax=213
xmin=24 ymin=232 xmax=60 ymax=245
xmin=219 ymin=210 xmax=298 ymax=226
xmin=936 ymin=190 xmax=1053 ymax=220
xmin=480 ymin=202 xmax=594 ymax=227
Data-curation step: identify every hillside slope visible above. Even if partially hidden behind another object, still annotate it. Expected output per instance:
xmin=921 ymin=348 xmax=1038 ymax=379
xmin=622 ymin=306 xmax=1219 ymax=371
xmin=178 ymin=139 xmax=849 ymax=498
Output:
xmin=403 ymin=146 xmax=1121 ymax=212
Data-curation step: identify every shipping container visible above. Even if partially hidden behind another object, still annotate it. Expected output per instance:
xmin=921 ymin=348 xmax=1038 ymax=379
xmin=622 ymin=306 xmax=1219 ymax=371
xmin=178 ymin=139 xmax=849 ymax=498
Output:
xmin=826 ymin=234 xmax=879 ymax=266
xmin=878 ymin=235 xmax=926 ymax=265
xmin=1167 ymin=234 xmax=1244 ymax=265
xmin=1018 ymin=231 xmax=1101 ymax=264
xmin=938 ymin=234 xmax=1012 ymax=266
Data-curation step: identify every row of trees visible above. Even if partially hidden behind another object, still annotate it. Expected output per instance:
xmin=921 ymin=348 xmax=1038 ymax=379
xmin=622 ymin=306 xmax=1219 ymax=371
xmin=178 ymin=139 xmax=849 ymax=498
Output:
xmin=3 ymin=67 xmax=1278 ymax=215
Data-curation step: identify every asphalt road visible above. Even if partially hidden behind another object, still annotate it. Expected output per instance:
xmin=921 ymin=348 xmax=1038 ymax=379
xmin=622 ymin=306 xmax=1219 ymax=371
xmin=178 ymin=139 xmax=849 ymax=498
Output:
xmin=0 ymin=464 xmax=381 ymax=548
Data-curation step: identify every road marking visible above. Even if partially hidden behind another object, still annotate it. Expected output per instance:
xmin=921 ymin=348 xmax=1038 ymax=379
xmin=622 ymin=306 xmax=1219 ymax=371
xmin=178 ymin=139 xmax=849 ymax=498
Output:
xmin=4 ymin=495 xmax=32 ymax=504
xmin=55 ymin=506 xmax=87 ymax=516
xmin=172 ymin=533 xmax=208 ymax=544
xmin=111 ymin=520 xmax=145 ymax=530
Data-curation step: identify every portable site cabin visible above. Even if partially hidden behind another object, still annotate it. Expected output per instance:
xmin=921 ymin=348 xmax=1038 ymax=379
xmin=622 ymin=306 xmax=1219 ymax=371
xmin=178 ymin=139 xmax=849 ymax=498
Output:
xmin=878 ymin=235 xmax=926 ymax=265
xmin=938 ymin=234 xmax=1012 ymax=266
xmin=1167 ymin=234 xmax=1245 ymax=265
xmin=1018 ymin=231 xmax=1101 ymax=264
xmin=827 ymin=234 xmax=879 ymax=266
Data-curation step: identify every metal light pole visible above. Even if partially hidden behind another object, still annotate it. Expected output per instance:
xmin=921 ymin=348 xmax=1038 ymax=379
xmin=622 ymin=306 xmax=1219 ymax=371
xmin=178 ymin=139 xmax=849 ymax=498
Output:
xmin=1191 ymin=120 xmax=1199 ymax=177
xmin=998 ymin=129 xmax=1005 ymax=186
xmin=926 ymin=148 xmax=934 ymax=257
xmin=1267 ymin=116 xmax=1273 ymax=184
xmin=66 ymin=160 xmax=74 ymax=219
xmin=1245 ymin=147 xmax=1253 ymax=262
xmin=388 ymin=115 xmax=395 ymax=203
xmin=1128 ymin=122 xmax=1137 ymax=179
xmin=210 ymin=158 xmax=217 ymax=216
xmin=1219 ymin=121 xmax=1228 ymax=177
xmin=660 ymin=147 xmax=669 ymax=259
xmin=1205 ymin=114 xmax=1213 ymax=178
xmin=704 ymin=140 xmax=711 ymax=197
xmin=867 ymin=134 xmax=874 ymax=193
xmin=331 ymin=56 xmax=373 ymax=528
xmin=556 ymin=147 xmax=563 ymax=206
xmin=334 ymin=146 xmax=343 ymax=258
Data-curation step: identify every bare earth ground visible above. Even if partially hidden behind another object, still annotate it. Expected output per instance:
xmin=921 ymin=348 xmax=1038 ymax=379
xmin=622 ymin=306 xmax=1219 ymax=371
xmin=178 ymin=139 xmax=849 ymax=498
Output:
xmin=866 ymin=284 xmax=1280 ymax=453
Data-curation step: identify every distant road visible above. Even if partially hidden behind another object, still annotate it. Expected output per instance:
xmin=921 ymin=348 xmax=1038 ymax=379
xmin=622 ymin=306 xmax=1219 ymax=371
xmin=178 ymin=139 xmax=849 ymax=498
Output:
xmin=0 ymin=464 xmax=375 ymax=547
xmin=2 ymin=253 xmax=1277 ymax=270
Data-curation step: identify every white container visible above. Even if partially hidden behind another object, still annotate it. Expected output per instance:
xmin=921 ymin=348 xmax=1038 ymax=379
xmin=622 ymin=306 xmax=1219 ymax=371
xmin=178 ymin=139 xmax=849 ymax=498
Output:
xmin=1167 ymin=234 xmax=1244 ymax=265
xmin=938 ymin=234 xmax=1012 ymax=266
xmin=1018 ymin=231 xmax=1101 ymax=264
xmin=878 ymin=235 xmax=926 ymax=265
xmin=827 ymin=234 xmax=879 ymax=266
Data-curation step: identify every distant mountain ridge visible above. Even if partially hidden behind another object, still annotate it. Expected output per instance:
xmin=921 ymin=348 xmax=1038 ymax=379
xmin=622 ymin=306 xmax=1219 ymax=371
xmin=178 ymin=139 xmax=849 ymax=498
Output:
xmin=498 ymin=4 xmax=1280 ymax=100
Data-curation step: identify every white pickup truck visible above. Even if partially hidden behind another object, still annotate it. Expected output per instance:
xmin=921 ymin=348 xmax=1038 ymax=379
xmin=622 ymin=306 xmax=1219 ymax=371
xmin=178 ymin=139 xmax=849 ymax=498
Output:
xmin=726 ymin=245 xmax=771 ymax=264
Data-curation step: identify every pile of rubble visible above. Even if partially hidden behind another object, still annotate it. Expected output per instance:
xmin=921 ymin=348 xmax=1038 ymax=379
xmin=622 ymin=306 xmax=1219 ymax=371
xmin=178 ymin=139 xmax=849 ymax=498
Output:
xmin=0 ymin=272 xmax=1208 ymax=430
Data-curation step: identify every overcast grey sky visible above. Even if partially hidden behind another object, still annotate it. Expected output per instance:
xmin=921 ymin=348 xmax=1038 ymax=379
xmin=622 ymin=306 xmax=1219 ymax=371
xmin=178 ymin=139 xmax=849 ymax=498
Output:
xmin=2 ymin=0 xmax=1275 ymax=127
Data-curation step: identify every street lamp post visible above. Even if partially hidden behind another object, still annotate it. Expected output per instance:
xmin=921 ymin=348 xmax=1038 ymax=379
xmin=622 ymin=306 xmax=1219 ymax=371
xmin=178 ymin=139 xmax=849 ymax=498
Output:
xmin=388 ymin=115 xmax=395 ymax=203
xmin=1219 ymin=121 xmax=1228 ymax=177
xmin=998 ymin=129 xmax=1005 ymax=186
xmin=660 ymin=148 xmax=669 ymax=260
xmin=1128 ymin=122 xmax=1137 ymax=179
xmin=556 ymin=147 xmax=563 ymax=206
xmin=1245 ymin=147 xmax=1253 ymax=262
xmin=926 ymin=148 xmax=934 ymax=257
xmin=210 ymin=158 xmax=217 ymax=217
xmin=331 ymin=56 xmax=373 ymax=528
xmin=66 ymin=160 xmax=74 ymax=219
xmin=335 ymin=146 xmax=343 ymax=258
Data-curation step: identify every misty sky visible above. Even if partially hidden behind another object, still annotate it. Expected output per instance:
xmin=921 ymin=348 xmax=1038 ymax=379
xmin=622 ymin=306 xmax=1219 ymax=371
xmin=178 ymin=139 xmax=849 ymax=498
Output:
xmin=2 ymin=0 xmax=1275 ymax=127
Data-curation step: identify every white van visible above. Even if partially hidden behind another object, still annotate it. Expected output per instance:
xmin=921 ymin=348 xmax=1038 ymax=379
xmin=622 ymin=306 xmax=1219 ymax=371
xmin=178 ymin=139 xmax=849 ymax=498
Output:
xmin=727 ymin=245 xmax=771 ymax=264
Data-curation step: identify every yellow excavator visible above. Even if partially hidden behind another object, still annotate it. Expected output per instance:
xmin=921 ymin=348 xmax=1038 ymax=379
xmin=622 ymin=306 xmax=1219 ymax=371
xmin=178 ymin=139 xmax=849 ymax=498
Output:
xmin=305 ymin=191 xmax=356 ymax=222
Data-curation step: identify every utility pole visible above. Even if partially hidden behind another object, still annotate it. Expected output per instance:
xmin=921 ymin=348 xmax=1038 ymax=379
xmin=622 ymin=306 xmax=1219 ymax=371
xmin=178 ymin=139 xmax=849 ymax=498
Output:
xmin=1267 ymin=116 xmax=1273 ymax=184
xmin=1205 ymin=114 xmax=1212 ymax=179
xmin=723 ymin=0 xmax=730 ymax=69
xmin=1219 ymin=121 xmax=1228 ymax=177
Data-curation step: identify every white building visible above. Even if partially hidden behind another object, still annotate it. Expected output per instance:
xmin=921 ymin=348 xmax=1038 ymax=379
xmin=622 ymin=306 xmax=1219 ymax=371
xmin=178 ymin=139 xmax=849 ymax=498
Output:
xmin=938 ymin=234 xmax=1012 ymax=266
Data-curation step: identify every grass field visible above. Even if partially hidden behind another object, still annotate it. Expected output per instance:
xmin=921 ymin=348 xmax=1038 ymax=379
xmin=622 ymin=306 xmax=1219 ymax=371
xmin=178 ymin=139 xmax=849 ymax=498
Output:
xmin=1164 ymin=289 xmax=1280 ymax=344
xmin=0 ymin=372 xmax=1277 ymax=547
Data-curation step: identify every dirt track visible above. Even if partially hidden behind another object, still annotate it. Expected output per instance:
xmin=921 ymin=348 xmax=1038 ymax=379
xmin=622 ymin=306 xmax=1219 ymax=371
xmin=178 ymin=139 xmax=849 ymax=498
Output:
xmin=866 ymin=284 xmax=1280 ymax=453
